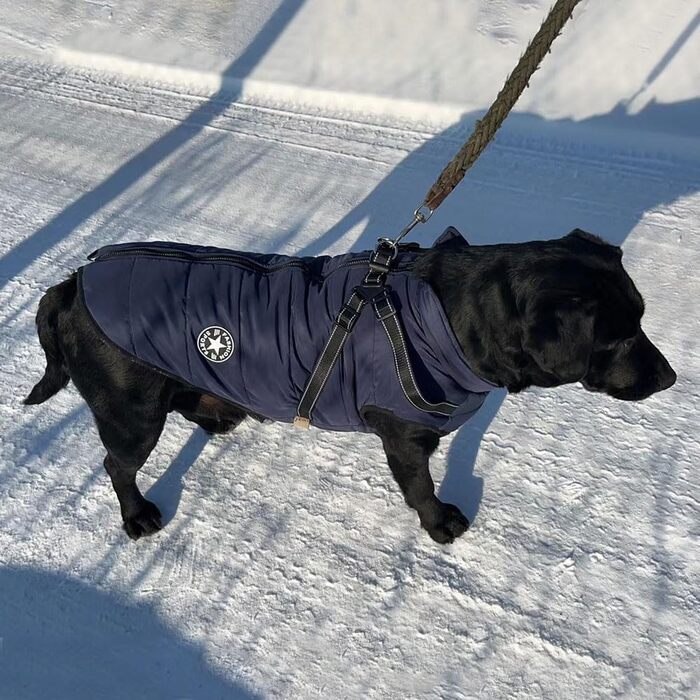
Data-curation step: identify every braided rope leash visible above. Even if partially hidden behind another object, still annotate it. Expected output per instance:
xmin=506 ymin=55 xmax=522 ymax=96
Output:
xmin=392 ymin=0 xmax=584 ymax=245
xmin=425 ymin=0 xmax=583 ymax=210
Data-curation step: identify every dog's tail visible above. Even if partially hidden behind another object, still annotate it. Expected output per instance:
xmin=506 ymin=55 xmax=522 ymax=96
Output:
xmin=24 ymin=278 xmax=73 ymax=405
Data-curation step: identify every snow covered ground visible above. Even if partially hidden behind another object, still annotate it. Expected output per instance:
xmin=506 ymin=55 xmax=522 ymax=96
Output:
xmin=0 ymin=1 xmax=698 ymax=697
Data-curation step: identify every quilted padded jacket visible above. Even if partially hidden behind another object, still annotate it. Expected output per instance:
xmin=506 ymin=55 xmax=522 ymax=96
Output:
xmin=79 ymin=229 xmax=496 ymax=433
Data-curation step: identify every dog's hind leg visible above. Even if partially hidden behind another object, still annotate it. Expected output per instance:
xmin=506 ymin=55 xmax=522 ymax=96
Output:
xmin=49 ymin=282 xmax=175 ymax=539
xmin=94 ymin=398 xmax=168 ymax=541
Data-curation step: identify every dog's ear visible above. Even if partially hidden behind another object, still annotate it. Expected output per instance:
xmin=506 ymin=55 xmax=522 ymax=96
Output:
xmin=523 ymin=292 xmax=596 ymax=383
xmin=566 ymin=229 xmax=622 ymax=258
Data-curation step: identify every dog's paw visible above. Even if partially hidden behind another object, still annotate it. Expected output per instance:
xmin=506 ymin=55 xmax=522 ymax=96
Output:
xmin=425 ymin=503 xmax=469 ymax=544
xmin=122 ymin=500 xmax=162 ymax=541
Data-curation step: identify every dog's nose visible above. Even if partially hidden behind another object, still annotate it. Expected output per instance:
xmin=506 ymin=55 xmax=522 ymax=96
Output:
xmin=656 ymin=365 xmax=677 ymax=392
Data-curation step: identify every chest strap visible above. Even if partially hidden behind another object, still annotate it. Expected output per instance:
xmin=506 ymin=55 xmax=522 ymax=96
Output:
xmin=372 ymin=291 xmax=458 ymax=417
xmin=293 ymin=242 xmax=457 ymax=429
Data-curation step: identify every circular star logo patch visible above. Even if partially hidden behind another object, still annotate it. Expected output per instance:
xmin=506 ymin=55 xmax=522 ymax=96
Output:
xmin=197 ymin=326 xmax=234 ymax=363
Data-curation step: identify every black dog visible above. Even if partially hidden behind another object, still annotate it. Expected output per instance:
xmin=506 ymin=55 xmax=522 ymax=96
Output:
xmin=24 ymin=230 xmax=676 ymax=543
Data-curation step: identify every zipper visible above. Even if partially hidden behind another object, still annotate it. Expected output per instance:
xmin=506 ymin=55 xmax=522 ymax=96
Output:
xmin=88 ymin=245 xmax=376 ymax=275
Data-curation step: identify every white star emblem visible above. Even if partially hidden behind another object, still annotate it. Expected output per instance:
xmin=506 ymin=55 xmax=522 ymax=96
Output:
xmin=206 ymin=334 xmax=225 ymax=355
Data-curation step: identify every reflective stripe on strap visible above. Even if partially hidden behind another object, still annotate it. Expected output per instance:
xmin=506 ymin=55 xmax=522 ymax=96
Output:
xmin=372 ymin=290 xmax=457 ymax=417
xmin=294 ymin=290 xmax=366 ymax=429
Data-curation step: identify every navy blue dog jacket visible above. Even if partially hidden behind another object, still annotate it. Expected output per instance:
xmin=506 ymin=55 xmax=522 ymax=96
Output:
xmin=79 ymin=230 xmax=496 ymax=433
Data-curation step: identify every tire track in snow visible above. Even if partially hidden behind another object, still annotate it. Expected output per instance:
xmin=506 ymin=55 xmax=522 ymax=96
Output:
xmin=2 ymin=58 xmax=698 ymax=187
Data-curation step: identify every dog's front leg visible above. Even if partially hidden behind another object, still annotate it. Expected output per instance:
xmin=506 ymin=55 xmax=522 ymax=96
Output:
xmin=362 ymin=408 xmax=469 ymax=544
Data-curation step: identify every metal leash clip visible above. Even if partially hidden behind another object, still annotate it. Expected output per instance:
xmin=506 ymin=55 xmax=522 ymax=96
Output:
xmin=391 ymin=204 xmax=433 ymax=247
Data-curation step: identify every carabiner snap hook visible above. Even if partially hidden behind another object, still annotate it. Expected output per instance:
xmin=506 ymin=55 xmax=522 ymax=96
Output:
xmin=391 ymin=204 xmax=434 ymax=247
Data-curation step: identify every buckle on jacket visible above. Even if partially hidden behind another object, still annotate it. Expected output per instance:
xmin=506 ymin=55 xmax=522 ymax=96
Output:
xmin=335 ymin=304 xmax=360 ymax=333
xmin=373 ymin=291 xmax=397 ymax=321
xmin=335 ymin=299 xmax=363 ymax=332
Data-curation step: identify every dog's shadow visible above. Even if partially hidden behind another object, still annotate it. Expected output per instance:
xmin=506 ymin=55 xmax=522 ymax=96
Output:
xmin=148 ymin=391 xmax=505 ymax=527
xmin=146 ymin=427 xmax=211 ymax=524
xmin=438 ymin=389 xmax=506 ymax=523
xmin=147 ymin=389 xmax=504 ymax=527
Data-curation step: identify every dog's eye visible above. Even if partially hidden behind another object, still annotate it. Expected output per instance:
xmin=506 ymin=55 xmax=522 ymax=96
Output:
xmin=619 ymin=338 xmax=635 ymax=351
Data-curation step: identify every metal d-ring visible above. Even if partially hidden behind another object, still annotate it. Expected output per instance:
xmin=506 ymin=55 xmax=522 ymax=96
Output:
xmin=376 ymin=237 xmax=399 ymax=259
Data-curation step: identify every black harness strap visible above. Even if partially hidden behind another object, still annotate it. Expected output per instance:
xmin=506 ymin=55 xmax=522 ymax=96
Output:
xmin=372 ymin=290 xmax=457 ymax=417
xmin=293 ymin=289 xmax=366 ymax=429
xmin=294 ymin=241 xmax=456 ymax=428
xmin=363 ymin=242 xmax=395 ymax=287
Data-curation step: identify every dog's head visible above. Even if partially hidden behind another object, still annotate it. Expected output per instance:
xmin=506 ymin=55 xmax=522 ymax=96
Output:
xmin=520 ymin=230 xmax=676 ymax=400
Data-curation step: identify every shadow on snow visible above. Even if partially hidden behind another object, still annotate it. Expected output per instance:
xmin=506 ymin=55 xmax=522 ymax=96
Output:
xmin=0 ymin=566 xmax=259 ymax=699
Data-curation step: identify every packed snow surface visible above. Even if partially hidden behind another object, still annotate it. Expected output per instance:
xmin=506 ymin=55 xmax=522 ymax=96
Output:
xmin=0 ymin=1 xmax=698 ymax=698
